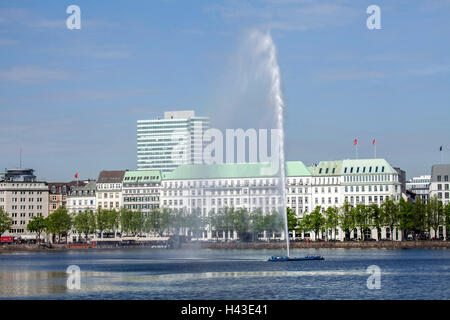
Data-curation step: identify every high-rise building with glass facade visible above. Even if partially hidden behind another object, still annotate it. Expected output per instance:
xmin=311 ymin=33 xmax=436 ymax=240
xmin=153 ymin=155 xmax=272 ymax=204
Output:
xmin=137 ymin=110 xmax=210 ymax=172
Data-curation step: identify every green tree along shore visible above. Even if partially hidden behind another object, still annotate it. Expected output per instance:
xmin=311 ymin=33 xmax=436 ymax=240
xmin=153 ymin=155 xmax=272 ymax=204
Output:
xmin=0 ymin=196 xmax=450 ymax=243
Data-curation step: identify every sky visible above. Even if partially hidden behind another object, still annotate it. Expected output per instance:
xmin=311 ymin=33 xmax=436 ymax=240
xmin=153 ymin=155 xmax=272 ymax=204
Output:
xmin=0 ymin=0 xmax=449 ymax=181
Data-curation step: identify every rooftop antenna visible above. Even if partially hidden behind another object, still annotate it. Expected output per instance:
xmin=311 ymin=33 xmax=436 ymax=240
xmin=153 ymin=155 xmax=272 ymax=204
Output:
xmin=19 ymin=147 xmax=22 ymax=168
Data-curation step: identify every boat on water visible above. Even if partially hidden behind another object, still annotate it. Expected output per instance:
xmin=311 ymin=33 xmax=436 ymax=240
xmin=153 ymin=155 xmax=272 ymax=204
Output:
xmin=268 ymin=255 xmax=324 ymax=262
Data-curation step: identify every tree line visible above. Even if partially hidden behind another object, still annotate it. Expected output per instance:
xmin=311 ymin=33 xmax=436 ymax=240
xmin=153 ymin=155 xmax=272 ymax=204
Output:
xmin=1 ymin=196 xmax=449 ymax=243
xmin=290 ymin=197 xmax=450 ymax=241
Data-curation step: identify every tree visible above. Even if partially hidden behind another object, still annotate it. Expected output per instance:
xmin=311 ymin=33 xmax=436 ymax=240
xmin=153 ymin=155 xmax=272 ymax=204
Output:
xmin=380 ymin=197 xmax=399 ymax=240
xmin=232 ymin=208 xmax=251 ymax=241
xmin=27 ymin=216 xmax=47 ymax=244
xmin=354 ymin=204 xmax=371 ymax=241
xmin=305 ymin=206 xmax=325 ymax=240
xmin=170 ymin=210 xmax=186 ymax=237
xmin=368 ymin=204 xmax=382 ymax=240
xmin=427 ymin=196 xmax=444 ymax=239
xmin=148 ymin=208 xmax=171 ymax=236
xmin=339 ymin=202 xmax=355 ymax=240
xmin=398 ymin=198 xmax=414 ymax=240
xmin=412 ymin=198 xmax=427 ymax=235
xmin=106 ymin=209 xmax=120 ymax=236
xmin=95 ymin=208 xmax=109 ymax=238
xmin=0 ymin=207 xmax=13 ymax=238
xmin=131 ymin=210 xmax=145 ymax=236
xmin=444 ymin=203 xmax=450 ymax=240
xmin=119 ymin=208 xmax=133 ymax=235
xmin=263 ymin=210 xmax=283 ymax=240
xmin=286 ymin=207 xmax=299 ymax=237
xmin=324 ymin=206 xmax=339 ymax=240
xmin=186 ymin=211 xmax=204 ymax=239
xmin=46 ymin=207 xmax=72 ymax=243
xmin=250 ymin=209 xmax=265 ymax=241
xmin=73 ymin=211 xmax=96 ymax=242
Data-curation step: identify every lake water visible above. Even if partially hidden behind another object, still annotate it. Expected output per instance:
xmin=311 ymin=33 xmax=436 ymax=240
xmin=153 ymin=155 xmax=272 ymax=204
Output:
xmin=0 ymin=248 xmax=449 ymax=299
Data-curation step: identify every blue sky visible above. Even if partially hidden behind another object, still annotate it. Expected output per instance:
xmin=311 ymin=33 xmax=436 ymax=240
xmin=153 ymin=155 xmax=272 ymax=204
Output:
xmin=0 ymin=0 xmax=449 ymax=181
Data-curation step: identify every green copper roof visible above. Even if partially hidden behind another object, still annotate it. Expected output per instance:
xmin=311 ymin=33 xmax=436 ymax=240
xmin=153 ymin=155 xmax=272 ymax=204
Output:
xmin=124 ymin=170 xmax=162 ymax=183
xmin=285 ymin=161 xmax=312 ymax=176
xmin=310 ymin=161 xmax=342 ymax=176
xmin=341 ymin=159 xmax=397 ymax=175
xmin=310 ymin=159 xmax=398 ymax=175
xmin=162 ymin=161 xmax=311 ymax=180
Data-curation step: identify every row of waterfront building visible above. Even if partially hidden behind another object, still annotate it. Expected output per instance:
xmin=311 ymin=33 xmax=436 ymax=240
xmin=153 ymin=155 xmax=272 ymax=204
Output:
xmin=1 ymin=160 xmax=449 ymax=241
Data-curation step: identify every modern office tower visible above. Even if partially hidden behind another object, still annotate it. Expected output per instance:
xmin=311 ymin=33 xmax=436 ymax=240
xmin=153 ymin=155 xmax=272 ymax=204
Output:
xmin=137 ymin=110 xmax=210 ymax=173
xmin=429 ymin=164 xmax=450 ymax=205
xmin=406 ymin=175 xmax=431 ymax=202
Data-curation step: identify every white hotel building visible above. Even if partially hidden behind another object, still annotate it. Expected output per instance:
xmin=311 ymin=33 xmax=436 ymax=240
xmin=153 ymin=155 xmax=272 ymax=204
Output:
xmin=429 ymin=164 xmax=450 ymax=205
xmin=160 ymin=158 xmax=404 ymax=241
xmin=122 ymin=170 xmax=162 ymax=215
xmin=66 ymin=180 xmax=97 ymax=214
xmin=96 ymin=171 xmax=126 ymax=210
xmin=137 ymin=110 xmax=210 ymax=173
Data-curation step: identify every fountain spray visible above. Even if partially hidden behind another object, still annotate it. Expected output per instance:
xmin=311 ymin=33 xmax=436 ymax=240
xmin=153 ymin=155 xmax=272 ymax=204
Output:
xmin=251 ymin=30 xmax=289 ymax=257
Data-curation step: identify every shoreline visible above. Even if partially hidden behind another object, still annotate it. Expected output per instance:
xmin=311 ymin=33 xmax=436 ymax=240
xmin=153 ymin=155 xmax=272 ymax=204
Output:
xmin=2 ymin=240 xmax=450 ymax=252
xmin=200 ymin=241 xmax=450 ymax=250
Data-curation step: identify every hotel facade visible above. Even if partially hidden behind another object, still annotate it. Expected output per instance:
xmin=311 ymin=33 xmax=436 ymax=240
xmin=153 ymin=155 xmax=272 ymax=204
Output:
xmin=122 ymin=170 xmax=162 ymax=215
xmin=160 ymin=158 xmax=404 ymax=241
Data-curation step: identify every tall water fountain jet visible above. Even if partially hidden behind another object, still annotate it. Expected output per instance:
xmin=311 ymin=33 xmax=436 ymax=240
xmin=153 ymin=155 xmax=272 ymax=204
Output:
xmin=251 ymin=30 xmax=290 ymax=258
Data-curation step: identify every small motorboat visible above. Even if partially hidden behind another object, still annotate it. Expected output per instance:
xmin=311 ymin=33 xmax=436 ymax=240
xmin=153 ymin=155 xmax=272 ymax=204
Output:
xmin=268 ymin=255 xmax=324 ymax=262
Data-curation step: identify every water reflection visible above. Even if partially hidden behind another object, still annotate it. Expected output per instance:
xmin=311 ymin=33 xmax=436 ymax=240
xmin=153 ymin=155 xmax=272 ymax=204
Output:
xmin=0 ymin=271 xmax=67 ymax=298
xmin=0 ymin=249 xmax=449 ymax=299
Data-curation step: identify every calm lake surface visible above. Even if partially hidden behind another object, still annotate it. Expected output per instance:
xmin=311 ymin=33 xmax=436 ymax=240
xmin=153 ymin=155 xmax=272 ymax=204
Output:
xmin=1 ymin=248 xmax=449 ymax=300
